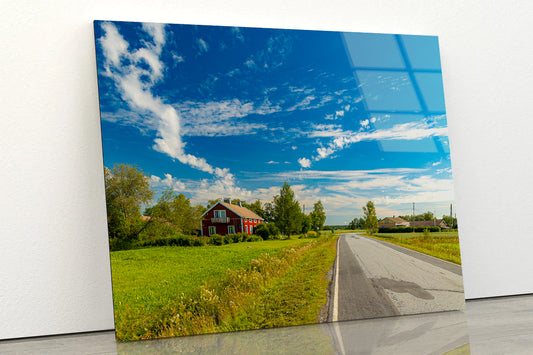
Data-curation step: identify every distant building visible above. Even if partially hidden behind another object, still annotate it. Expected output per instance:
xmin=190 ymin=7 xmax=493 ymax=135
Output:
xmin=378 ymin=217 xmax=410 ymax=228
xmin=201 ymin=200 xmax=264 ymax=236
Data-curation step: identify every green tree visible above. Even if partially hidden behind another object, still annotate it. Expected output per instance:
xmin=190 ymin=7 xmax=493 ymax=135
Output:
xmin=151 ymin=190 xmax=202 ymax=235
xmin=348 ymin=217 xmax=365 ymax=230
xmin=247 ymin=200 xmax=265 ymax=219
xmin=442 ymin=215 xmax=458 ymax=229
xmin=363 ymin=201 xmax=379 ymax=235
xmin=104 ymin=164 xmax=153 ymax=248
xmin=207 ymin=198 xmax=222 ymax=209
xmin=263 ymin=202 xmax=275 ymax=222
xmin=273 ymin=182 xmax=302 ymax=236
xmin=310 ymin=200 xmax=326 ymax=231
xmin=300 ymin=213 xmax=312 ymax=234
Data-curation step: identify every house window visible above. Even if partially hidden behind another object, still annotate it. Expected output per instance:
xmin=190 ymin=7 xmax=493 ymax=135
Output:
xmin=250 ymin=225 xmax=253 ymax=234
xmin=214 ymin=210 xmax=226 ymax=218
xmin=245 ymin=225 xmax=248 ymax=234
xmin=209 ymin=226 xmax=216 ymax=235
xmin=228 ymin=225 xmax=235 ymax=234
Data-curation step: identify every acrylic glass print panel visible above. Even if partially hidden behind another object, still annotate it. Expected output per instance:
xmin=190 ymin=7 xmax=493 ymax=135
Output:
xmin=94 ymin=20 xmax=465 ymax=341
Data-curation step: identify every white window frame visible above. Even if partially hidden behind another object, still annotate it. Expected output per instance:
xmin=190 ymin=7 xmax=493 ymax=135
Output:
xmin=245 ymin=225 xmax=248 ymax=234
xmin=209 ymin=226 xmax=216 ymax=235
xmin=250 ymin=225 xmax=253 ymax=234
xmin=214 ymin=210 xmax=226 ymax=218
xmin=228 ymin=225 xmax=235 ymax=234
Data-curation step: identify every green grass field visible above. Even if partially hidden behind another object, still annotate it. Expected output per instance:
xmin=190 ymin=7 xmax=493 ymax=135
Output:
xmin=367 ymin=231 xmax=461 ymax=264
xmin=111 ymin=237 xmax=337 ymax=340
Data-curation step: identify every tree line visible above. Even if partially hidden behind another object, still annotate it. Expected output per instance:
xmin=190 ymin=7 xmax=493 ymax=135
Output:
xmin=347 ymin=200 xmax=458 ymax=235
xmin=104 ymin=164 xmax=327 ymax=249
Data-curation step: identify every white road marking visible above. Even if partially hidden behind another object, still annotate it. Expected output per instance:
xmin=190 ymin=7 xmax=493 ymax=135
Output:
xmin=332 ymin=235 xmax=341 ymax=322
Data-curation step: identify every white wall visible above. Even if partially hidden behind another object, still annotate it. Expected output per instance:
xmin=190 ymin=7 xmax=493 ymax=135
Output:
xmin=2 ymin=0 xmax=533 ymax=340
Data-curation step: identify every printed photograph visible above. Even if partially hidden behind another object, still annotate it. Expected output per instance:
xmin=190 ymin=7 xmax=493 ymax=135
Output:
xmin=94 ymin=20 xmax=465 ymax=341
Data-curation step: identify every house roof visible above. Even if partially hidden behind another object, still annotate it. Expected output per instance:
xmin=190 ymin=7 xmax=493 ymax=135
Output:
xmin=380 ymin=217 xmax=409 ymax=224
xmin=202 ymin=201 xmax=264 ymax=220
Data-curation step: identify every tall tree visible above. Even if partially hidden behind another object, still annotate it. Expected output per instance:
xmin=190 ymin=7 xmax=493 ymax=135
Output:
xmin=104 ymin=164 xmax=153 ymax=245
xmin=247 ymin=200 xmax=265 ymax=219
xmin=273 ymin=182 xmax=302 ymax=236
xmin=310 ymin=200 xmax=326 ymax=231
xmin=151 ymin=190 xmax=202 ymax=235
xmin=263 ymin=202 xmax=275 ymax=222
xmin=363 ymin=201 xmax=379 ymax=235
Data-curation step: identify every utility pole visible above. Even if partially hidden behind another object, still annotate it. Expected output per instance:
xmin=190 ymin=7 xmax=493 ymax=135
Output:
xmin=450 ymin=204 xmax=453 ymax=230
xmin=412 ymin=202 xmax=415 ymax=232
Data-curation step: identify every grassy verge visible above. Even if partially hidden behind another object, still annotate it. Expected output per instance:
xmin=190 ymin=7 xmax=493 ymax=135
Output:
xmin=227 ymin=234 xmax=338 ymax=329
xmin=111 ymin=237 xmax=337 ymax=340
xmin=366 ymin=231 xmax=461 ymax=265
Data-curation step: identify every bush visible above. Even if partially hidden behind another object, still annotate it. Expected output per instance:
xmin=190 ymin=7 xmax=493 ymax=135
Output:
xmin=378 ymin=226 xmax=441 ymax=233
xmin=254 ymin=224 xmax=270 ymax=240
xmin=267 ymin=223 xmax=281 ymax=238
xmin=254 ymin=222 xmax=281 ymax=240
xmin=307 ymin=231 xmax=318 ymax=238
xmin=248 ymin=235 xmax=263 ymax=242
xmin=235 ymin=232 xmax=249 ymax=242
xmin=210 ymin=234 xmax=224 ymax=246
xmin=138 ymin=219 xmax=180 ymax=240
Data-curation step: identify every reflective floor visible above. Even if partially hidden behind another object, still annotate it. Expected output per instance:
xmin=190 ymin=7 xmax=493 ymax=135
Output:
xmin=2 ymin=294 xmax=533 ymax=354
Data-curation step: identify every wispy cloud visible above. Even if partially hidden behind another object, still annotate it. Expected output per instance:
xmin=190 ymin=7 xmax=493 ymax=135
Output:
xmin=98 ymin=22 xmax=225 ymax=176
xmin=306 ymin=120 xmax=448 ymax=166
xmin=307 ymin=124 xmax=348 ymax=138
xmin=176 ymin=98 xmax=280 ymax=136
xmin=151 ymin=174 xmax=186 ymax=191
xmin=197 ymin=38 xmax=209 ymax=53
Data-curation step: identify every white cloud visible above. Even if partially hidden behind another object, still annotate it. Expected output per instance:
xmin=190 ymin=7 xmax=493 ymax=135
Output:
xmin=98 ymin=22 xmax=228 ymax=177
xmin=244 ymin=58 xmax=256 ymax=68
xmin=151 ymin=174 xmax=186 ymax=191
xmin=172 ymin=54 xmax=185 ymax=64
xmin=197 ymin=38 xmax=209 ymax=53
xmin=176 ymin=98 xmax=280 ymax=136
xmin=266 ymin=160 xmax=279 ymax=164
xmin=307 ymin=124 xmax=348 ymax=138
xmin=298 ymin=157 xmax=311 ymax=168
xmin=309 ymin=121 xmax=448 ymax=162
xmin=335 ymin=110 xmax=345 ymax=119
xmin=291 ymin=146 xmax=297 ymax=150
xmin=370 ymin=117 xmax=377 ymax=123
xmin=360 ymin=119 xmax=369 ymax=128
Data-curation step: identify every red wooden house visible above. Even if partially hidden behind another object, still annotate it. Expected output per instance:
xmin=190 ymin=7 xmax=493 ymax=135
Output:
xmin=201 ymin=201 xmax=264 ymax=236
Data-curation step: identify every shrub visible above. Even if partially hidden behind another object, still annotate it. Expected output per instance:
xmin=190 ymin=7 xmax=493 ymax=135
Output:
xmin=307 ymin=231 xmax=318 ymax=238
xmin=210 ymin=234 xmax=224 ymax=246
xmin=254 ymin=222 xmax=281 ymax=240
xmin=378 ymin=226 xmax=441 ymax=233
xmin=248 ymin=235 xmax=263 ymax=242
xmin=138 ymin=220 xmax=180 ymax=240
xmin=236 ymin=232 xmax=248 ymax=242
xmin=191 ymin=237 xmax=205 ymax=246
xmin=254 ymin=224 xmax=270 ymax=240
xmin=267 ymin=223 xmax=281 ymax=238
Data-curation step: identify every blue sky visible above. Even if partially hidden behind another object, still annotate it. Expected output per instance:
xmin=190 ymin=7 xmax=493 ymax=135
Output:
xmin=94 ymin=21 xmax=454 ymax=224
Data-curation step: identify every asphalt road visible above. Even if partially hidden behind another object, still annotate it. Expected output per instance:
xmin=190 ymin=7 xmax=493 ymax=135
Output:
xmin=329 ymin=233 xmax=465 ymax=322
